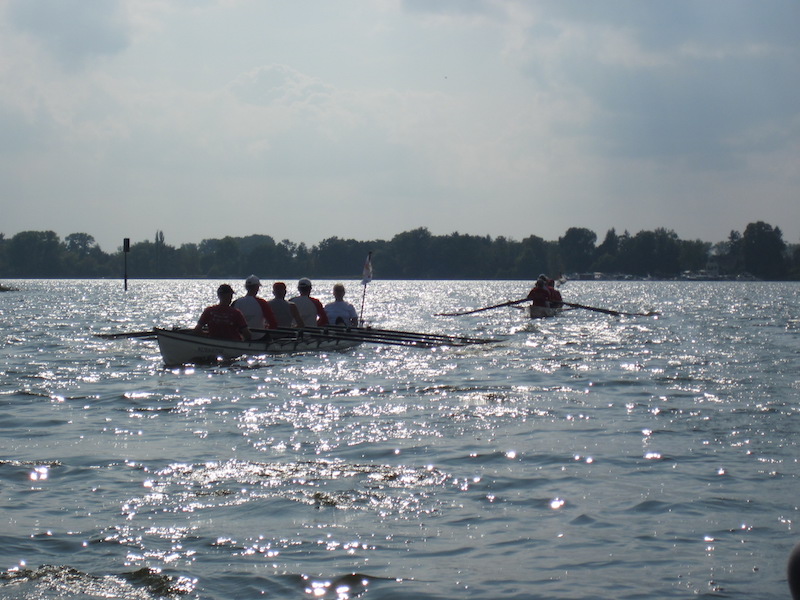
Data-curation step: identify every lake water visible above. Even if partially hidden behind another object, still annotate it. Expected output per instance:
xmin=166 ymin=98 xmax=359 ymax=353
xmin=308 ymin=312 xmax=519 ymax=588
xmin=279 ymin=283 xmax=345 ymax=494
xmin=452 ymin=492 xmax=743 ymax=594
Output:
xmin=0 ymin=279 xmax=798 ymax=599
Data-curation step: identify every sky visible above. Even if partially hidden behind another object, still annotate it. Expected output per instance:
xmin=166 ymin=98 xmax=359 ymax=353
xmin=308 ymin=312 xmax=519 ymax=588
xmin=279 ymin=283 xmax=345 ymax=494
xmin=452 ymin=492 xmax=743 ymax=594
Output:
xmin=1 ymin=0 xmax=798 ymax=253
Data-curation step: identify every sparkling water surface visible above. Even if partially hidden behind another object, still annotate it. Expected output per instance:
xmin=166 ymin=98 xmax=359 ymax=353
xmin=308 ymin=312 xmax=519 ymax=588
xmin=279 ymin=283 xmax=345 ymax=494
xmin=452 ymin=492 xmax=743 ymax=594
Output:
xmin=1 ymin=279 xmax=798 ymax=599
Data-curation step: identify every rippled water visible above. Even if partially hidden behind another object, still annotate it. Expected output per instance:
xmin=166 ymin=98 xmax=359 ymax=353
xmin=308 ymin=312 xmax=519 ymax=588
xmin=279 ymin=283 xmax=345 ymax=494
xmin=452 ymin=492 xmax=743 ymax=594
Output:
xmin=1 ymin=279 xmax=799 ymax=599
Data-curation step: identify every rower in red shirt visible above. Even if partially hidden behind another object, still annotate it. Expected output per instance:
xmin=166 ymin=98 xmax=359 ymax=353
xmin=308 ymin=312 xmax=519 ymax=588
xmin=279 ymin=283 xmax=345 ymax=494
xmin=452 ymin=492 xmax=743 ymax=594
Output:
xmin=196 ymin=284 xmax=251 ymax=341
xmin=547 ymin=279 xmax=563 ymax=308
xmin=527 ymin=277 xmax=551 ymax=307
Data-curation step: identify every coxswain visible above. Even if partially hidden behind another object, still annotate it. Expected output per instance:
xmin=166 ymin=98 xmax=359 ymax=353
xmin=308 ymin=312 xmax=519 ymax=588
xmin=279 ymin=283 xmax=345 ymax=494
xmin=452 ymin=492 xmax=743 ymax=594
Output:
xmin=232 ymin=275 xmax=278 ymax=331
xmin=195 ymin=284 xmax=251 ymax=341
xmin=289 ymin=278 xmax=329 ymax=327
xmin=324 ymin=283 xmax=359 ymax=326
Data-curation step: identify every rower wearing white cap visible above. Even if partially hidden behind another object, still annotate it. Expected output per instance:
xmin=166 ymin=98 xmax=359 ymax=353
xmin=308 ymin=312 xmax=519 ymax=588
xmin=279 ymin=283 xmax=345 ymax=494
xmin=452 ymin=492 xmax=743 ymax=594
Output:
xmin=289 ymin=278 xmax=329 ymax=327
xmin=232 ymin=275 xmax=278 ymax=331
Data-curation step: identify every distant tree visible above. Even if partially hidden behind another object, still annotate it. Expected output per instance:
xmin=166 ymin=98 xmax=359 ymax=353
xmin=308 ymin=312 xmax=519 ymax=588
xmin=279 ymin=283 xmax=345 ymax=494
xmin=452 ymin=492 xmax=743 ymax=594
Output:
xmin=63 ymin=233 xmax=115 ymax=277
xmin=7 ymin=231 xmax=62 ymax=277
xmin=425 ymin=232 xmax=493 ymax=279
xmin=741 ymin=221 xmax=786 ymax=279
xmin=678 ymin=239 xmax=712 ymax=273
xmin=513 ymin=235 xmax=549 ymax=279
xmin=558 ymin=227 xmax=597 ymax=274
xmin=713 ymin=230 xmax=744 ymax=275
xmin=176 ymin=243 xmax=201 ymax=276
xmin=485 ymin=235 xmax=521 ymax=278
xmin=65 ymin=233 xmax=96 ymax=257
xmin=294 ymin=242 xmax=312 ymax=276
xmin=238 ymin=235 xmax=277 ymax=261
xmin=0 ymin=234 xmax=6 ymax=274
xmin=154 ymin=230 xmax=166 ymax=276
xmin=593 ymin=229 xmax=619 ymax=273
xmin=789 ymin=244 xmax=800 ymax=280
xmin=197 ymin=237 xmax=239 ymax=277
xmin=245 ymin=242 xmax=291 ymax=278
xmin=387 ymin=228 xmax=433 ymax=278
xmin=313 ymin=236 xmax=373 ymax=278
xmin=618 ymin=229 xmax=681 ymax=277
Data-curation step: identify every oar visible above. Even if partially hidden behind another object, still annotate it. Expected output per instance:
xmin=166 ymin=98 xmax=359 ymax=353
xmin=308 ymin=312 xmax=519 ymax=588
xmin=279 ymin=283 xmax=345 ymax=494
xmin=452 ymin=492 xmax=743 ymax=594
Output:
xmin=332 ymin=325 xmax=497 ymax=345
xmin=264 ymin=326 xmax=454 ymax=345
xmin=561 ymin=302 xmax=659 ymax=317
xmin=255 ymin=326 xmax=497 ymax=347
xmin=318 ymin=326 xmax=498 ymax=346
xmin=94 ymin=330 xmax=159 ymax=340
xmin=253 ymin=327 xmax=451 ymax=348
xmin=272 ymin=327 xmax=467 ymax=348
xmin=435 ymin=298 xmax=529 ymax=317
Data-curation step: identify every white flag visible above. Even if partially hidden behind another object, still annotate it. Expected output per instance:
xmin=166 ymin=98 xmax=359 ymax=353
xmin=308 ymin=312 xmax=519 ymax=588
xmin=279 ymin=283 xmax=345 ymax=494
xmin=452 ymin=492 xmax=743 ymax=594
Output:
xmin=361 ymin=252 xmax=373 ymax=286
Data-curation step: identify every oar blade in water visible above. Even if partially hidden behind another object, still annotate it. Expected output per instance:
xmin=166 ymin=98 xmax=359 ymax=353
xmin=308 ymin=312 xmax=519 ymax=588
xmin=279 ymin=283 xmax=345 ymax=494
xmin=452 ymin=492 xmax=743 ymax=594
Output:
xmin=94 ymin=330 xmax=157 ymax=340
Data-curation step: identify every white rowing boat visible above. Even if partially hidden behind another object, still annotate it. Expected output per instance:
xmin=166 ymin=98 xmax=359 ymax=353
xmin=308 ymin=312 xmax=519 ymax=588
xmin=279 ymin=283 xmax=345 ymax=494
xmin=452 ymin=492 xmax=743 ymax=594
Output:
xmin=155 ymin=328 xmax=361 ymax=366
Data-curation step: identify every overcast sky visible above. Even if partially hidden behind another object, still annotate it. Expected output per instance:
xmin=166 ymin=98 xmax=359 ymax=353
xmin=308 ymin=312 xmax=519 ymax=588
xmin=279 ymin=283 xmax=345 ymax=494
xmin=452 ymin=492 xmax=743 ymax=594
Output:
xmin=1 ymin=0 xmax=798 ymax=252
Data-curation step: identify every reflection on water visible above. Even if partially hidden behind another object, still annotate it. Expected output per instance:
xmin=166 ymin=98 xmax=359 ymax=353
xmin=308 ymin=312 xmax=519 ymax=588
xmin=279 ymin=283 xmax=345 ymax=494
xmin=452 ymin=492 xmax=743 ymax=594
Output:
xmin=0 ymin=280 xmax=799 ymax=599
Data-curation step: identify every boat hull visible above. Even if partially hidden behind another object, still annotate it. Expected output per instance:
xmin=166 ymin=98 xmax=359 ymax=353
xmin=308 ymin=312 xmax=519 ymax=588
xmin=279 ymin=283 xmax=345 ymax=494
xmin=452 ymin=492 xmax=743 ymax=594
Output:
xmin=528 ymin=306 xmax=562 ymax=319
xmin=155 ymin=328 xmax=361 ymax=366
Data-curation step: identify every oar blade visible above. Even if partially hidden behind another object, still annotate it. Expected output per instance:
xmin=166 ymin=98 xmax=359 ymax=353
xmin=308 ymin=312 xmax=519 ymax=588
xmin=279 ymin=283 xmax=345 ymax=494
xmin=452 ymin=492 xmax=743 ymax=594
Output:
xmin=94 ymin=330 xmax=157 ymax=340
xmin=563 ymin=302 xmax=660 ymax=317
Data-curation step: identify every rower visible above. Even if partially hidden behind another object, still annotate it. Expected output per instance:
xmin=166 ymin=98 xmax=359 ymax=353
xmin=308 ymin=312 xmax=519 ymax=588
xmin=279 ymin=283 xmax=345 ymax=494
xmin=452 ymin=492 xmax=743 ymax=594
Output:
xmin=195 ymin=284 xmax=251 ymax=341
xmin=289 ymin=278 xmax=329 ymax=327
xmin=232 ymin=275 xmax=278 ymax=331
xmin=267 ymin=282 xmax=305 ymax=327
xmin=526 ymin=278 xmax=551 ymax=308
xmin=547 ymin=279 xmax=563 ymax=308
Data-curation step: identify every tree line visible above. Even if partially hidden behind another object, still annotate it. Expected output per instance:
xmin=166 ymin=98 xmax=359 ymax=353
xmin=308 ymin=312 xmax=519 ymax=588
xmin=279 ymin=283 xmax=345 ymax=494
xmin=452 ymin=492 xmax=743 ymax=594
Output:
xmin=0 ymin=222 xmax=797 ymax=281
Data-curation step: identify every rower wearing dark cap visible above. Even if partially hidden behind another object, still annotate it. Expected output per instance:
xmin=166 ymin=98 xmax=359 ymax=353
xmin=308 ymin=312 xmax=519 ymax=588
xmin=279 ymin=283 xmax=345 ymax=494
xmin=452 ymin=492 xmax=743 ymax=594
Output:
xmin=195 ymin=284 xmax=251 ymax=340
xmin=267 ymin=281 xmax=305 ymax=327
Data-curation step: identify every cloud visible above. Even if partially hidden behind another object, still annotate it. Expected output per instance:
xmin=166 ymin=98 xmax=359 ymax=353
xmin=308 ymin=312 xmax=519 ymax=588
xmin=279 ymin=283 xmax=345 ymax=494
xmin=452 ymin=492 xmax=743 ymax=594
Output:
xmin=229 ymin=64 xmax=334 ymax=107
xmin=8 ymin=0 xmax=130 ymax=70
xmin=402 ymin=0 xmax=498 ymax=18
xmin=496 ymin=1 xmax=800 ymax=167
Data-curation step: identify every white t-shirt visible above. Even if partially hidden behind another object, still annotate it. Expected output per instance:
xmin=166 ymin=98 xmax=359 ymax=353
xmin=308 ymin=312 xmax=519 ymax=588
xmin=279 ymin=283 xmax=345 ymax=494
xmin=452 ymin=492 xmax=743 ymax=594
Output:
xmin=325 ymin=300 xmax=358 ymax=326
xmin=232 ymin=295 xmax=263 ymax=329
xmin=289 ymin=295 xmax=321 ymax=327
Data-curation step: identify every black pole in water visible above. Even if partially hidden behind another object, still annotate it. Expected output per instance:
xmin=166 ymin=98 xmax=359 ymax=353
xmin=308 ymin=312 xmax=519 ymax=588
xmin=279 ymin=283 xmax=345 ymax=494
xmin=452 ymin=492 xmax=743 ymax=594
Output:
xmin=123 ymin=238 xmax=130 ymax=291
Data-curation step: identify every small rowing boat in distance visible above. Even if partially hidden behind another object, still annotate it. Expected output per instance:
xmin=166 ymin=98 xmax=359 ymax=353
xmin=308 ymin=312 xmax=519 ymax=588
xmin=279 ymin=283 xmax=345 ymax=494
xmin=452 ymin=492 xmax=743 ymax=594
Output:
xmin=155 ymin=328 xmax=362 ymax=366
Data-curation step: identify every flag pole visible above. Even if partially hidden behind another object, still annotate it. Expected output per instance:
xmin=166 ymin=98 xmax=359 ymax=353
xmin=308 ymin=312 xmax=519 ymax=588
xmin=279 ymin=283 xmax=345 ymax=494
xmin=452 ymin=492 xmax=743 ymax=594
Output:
xmin=359 ymin=251 xmax=373 ymax=326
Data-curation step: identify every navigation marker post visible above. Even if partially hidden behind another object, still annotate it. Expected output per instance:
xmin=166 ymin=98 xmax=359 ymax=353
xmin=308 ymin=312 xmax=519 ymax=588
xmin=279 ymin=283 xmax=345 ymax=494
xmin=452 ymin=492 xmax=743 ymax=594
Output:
xmin=123 ymin=238 xmax=130 ymax=291
xmin=359 ymin=251 xmax=373 ymax=326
